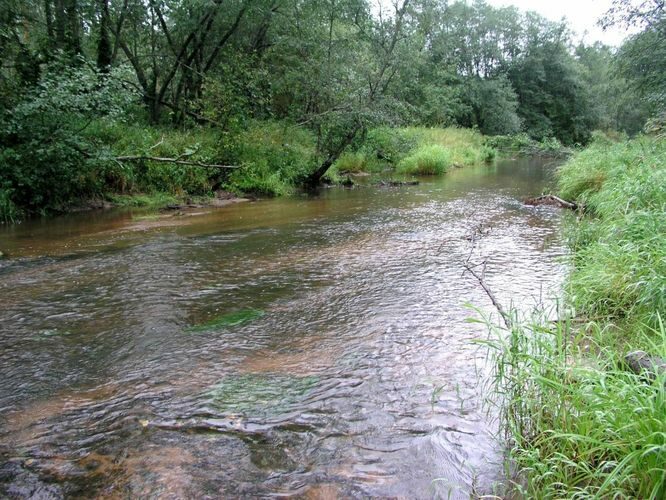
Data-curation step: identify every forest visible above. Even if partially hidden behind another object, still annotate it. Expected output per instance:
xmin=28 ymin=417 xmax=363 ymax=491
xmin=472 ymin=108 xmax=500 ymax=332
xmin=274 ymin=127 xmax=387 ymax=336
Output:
xmin=0 ymin=0 xmax=662 ymax=221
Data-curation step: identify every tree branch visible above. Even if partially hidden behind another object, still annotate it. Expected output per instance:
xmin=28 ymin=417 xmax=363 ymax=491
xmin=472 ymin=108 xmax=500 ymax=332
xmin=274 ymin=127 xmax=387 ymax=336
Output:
xmin=114 ymin=156 xmax=238 ymax=169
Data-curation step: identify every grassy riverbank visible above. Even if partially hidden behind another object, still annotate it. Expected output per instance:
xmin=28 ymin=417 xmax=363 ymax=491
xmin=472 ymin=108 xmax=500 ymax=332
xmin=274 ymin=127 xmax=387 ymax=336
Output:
xmin=0 ymin=123 xmax=500 ymax=223
xmin=486 ymin=136 xmax=665 ymax=498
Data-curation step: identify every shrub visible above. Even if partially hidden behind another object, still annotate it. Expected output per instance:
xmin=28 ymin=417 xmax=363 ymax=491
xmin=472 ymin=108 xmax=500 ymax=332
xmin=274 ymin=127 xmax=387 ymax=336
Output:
xmin=0 ymin=62 xmax=136 ymax=215
xmin=0 ymin=188 xmax=21 ymax=223
xmin=397 ymin=145 xmax=451 ymax=175
xmin=364 ymin=127 xmax=418 ymax=164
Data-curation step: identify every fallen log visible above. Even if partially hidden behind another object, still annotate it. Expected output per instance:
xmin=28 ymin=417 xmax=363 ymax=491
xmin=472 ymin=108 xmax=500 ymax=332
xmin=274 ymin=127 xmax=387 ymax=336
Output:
xmin=524 ymin=194 xmax=577 ymax=210
xmin=624 ymin=351 xmax=666 ymax=379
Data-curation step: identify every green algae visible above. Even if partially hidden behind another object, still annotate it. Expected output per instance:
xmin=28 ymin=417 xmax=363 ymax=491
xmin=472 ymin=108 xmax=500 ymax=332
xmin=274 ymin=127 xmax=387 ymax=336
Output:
xmin=187 ymin=309 xmax=264 ymax=332
xmin=206 ymin=373 xmax=319 ymax=415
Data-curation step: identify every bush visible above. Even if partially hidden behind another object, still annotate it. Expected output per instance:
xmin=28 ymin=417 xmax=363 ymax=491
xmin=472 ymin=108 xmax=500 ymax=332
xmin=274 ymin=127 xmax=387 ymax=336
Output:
xmin=0 ymin=62 xmax=136 ymax=216
xmin=396 ymin=144 xmax=451 ymax=175
xmin=0 ymin=188 xmax=21 ymax=223
xmin=363 ymin=127 xmax=418 ymax=164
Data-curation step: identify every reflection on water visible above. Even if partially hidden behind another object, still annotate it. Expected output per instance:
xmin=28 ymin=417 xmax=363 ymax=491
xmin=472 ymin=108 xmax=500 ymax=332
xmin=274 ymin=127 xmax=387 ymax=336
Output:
xmin=0 ymin=158 xmax=567 ymax=498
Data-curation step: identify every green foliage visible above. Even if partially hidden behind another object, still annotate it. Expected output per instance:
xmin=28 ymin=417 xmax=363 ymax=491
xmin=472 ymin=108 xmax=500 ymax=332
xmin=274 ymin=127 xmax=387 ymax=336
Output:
xmin=508 ymin=35 xmax=596 ymax=145
xmin=106 ymin=192 xmax=179 ymax=208
xmin=397 ymin=144 xmax=451 ymax=175
xmin=363 ymin=126 xmax=493 ymax=170
xmin=0 ymin=62 xmax=135 ymax=216
xmin=363 ymin=127 xmax=419 ymax=164
xmin=615 ymin=16 xmax=666 ymax=116
xmin=87 ymin=120 xmax=221 ymax=196
xmin=333 ymin=151 xmax=379 ymax=173
xmin=225 ymin=122 xmax=317 ymax=196
xmin=0 ymin=188 xmax=21 ymax=223
xmin=486 ymin=133 xmax=571 ymax=157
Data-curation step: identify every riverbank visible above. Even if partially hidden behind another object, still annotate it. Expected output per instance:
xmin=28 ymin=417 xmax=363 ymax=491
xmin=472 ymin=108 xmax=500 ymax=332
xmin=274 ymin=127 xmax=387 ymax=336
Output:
xmin=0 ymin=121 xmax=574 ymax=224
xmin=488 ymin=135 xmax=665 ymax=498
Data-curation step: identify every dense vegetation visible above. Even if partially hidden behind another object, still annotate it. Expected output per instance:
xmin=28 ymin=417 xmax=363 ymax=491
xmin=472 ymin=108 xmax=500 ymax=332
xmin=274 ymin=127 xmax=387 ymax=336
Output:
xmin=1 ymin=0 xmax=659 ymax=222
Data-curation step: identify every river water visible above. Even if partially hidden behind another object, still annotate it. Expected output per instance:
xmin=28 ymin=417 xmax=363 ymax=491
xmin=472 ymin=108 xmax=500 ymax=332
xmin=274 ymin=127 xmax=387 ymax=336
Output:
xmin=0 ymin=158 xmax=567 ymax=498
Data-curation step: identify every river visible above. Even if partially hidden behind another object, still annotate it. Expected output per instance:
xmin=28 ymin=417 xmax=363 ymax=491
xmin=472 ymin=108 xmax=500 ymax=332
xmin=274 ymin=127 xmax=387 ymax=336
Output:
xmin=0 ymin=158 xmax=567 ymax=498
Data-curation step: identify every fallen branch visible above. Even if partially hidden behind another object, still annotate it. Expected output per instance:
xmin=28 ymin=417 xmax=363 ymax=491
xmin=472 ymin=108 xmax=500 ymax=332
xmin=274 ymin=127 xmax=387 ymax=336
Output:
xmin=114 ymin=155 xmax=239 ymax=169
xmin=524 ymin=194 xmax=577 ymax=210
xmin=464 ymin=260 xmax=513 ymax=329
xmin=460 ymin=224 xmax=513 ymax=329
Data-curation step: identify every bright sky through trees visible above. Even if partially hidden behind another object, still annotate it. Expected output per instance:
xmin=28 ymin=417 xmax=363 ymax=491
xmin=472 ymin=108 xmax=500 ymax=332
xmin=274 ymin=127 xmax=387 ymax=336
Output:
xmin=486 ymin=0 xmax=637 ymax=45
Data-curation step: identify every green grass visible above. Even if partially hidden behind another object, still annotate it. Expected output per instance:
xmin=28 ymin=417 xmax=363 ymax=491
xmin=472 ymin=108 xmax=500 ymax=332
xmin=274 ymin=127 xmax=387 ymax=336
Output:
xmin=558 ymin=136 xmax=666 ymax=336
xmin=333 ymin=151 xmax=380 ymax=173
xmin=187 ymin=309 xmax=265 ymax=332
xmin=396 ymin=144 xmax=451 ymax=175
xmin=478 ymin=310 xmax=665 ymax=499
xmin=480 ymin=135 xmax=666 ymax=498
xmin=107 ymin=192 xmax=180 ymax=208
xmin=366 ymin=126 xmax=494 ymax=167
xmin=225 ymin=121 xmax=317 ymax=196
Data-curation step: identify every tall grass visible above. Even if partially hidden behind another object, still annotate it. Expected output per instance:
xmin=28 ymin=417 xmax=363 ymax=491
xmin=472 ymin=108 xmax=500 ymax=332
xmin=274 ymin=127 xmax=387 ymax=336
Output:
xmin=363 ymin=126 xmax=495 ymax=170
xmin=558 ymin=137 xmax=666 ymax=337
xmin=397 ymin=144 xmax=451 ymax=175
xmin=226 ymin=121 xmax=317 ymax=196
xmin=479 ymin=310 xmax=665 ymax=498
xmin=480 ymin=135 xmax=666 ymax=498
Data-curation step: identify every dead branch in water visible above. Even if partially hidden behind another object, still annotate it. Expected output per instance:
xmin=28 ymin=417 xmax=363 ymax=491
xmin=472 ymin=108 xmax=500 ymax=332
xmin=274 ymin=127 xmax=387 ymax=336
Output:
xmin=461 ymin=224 xmax=513 ymax=329
xmin=524 ymin=194 xmax=577 ymax=210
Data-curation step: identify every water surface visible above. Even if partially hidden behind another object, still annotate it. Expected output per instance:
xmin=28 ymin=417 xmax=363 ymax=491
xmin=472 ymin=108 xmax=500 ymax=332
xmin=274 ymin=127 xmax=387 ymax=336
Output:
xmin=0 ymin=158 xmax=567 ymax=498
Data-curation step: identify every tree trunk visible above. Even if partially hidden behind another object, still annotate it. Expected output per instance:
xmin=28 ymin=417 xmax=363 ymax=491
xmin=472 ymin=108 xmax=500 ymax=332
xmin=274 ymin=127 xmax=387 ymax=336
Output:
xmin=97 ymin=0 xmax=112 ymax=71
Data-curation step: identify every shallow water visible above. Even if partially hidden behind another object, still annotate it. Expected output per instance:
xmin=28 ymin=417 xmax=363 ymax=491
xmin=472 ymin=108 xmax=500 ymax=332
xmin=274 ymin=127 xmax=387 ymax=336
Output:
xmin=0 ymin=158 xmax=567 ymax=498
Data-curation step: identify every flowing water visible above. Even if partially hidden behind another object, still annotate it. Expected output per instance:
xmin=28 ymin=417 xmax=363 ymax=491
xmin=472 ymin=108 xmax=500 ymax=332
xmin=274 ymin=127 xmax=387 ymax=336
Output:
xmin=0 ymin=158 xmax=568 ymax=498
